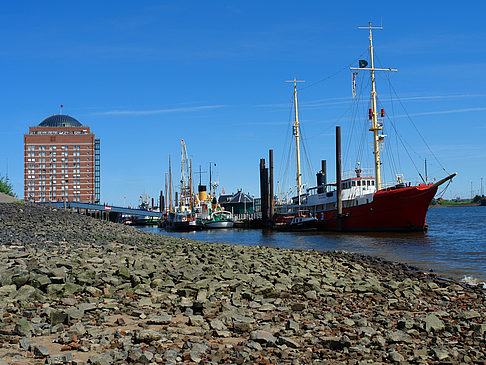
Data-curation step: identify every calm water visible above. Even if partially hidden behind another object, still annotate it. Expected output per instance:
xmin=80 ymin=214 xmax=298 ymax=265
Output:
xmin=138 ymin=206 xmax=486 ymax=282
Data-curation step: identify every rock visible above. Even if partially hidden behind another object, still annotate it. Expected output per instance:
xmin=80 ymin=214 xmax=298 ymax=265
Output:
xmin=249 ymin=330 xmax=277 ymax=345
xmin=14 ymin=318 xmax=33 ymax=337
xmin=50 ymin=311 xmax=68 ymax=325
xmin=0 ymin=284 xmax=17 ymax=296
xmin=15 ymin=285 xmax=39 ymax=300
xmin=233 ymin=315 xmax=255 ymax=333
xmin=278 ymin=336 xmax=300 ymax=348
xmin=389 ymin=350 xmax=405 ymax=362
xmin=386 ymin=330 xmax=413 ymax=344
xmin=424 ymin=314 xmax=445 ymax=332
xmin=88 ymin=352 xmax=113 ymax=365
xmin=291 ymin=302 xmax=307 ymax=311
xmin=19 ymin=337 xmax=33 ymax=350
xmin=70 ymin=322 xmax=86 ymax=336
xmin=48 ymin=353 xmax=73 ymax=365
xmin=137 ymin=329 xmax=162 ymax=342
xmin=209 ymin=318 xmax=226 ymax=331
xmin=459 ymin=310 xmax=480 ymax=320
xmin=33 ymin=344 xmax=50 ymax=357
xmin=189 ymin=315 xmax=205 ymax=327
xmin=286 ymin=319 xmax=300 ymax=332
xmin=78 ymin=303 xmax=97 ymax=312
xmin=433 ymin=347 xmax=449 ymax=360
xmin=304 ymin=290 xmax=317 ymax=300
xmin=163 ymin=349 xmax=179 ymax=362
xmin=147 ymin=313 xmax=172 ymax=324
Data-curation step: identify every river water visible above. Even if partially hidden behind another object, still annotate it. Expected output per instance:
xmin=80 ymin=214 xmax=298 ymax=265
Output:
xmin=138 ymin=206 xmax=486 ymax=283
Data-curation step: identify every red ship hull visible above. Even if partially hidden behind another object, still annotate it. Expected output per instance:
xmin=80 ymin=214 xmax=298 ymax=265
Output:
xmin=315 ymin=183 xmax=438 ymax=232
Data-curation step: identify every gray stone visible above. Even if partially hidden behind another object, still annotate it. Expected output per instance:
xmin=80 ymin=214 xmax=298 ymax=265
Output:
xmin=389 ymin=350 xmax=405 ymax=362
xmin=147 ymin=313 xmax=172 ymax=324
xmin=433 ymin=347 xmax=449 ymax=361
xmin=424 ymin=314 xmax=445 ymax=332
xmin=209 ymin=318 xmax=226 ymax=331
xmin=386 ymin=330 xmax=413 ymax=344
xmin=50 ymin=311 xmax=68 ymax=325
xmin=88 ymin=352 xmax=113 ymax=365
xmin=233 ymin=315 xmax=255 ymax=333
xmin=459 ymin=310 xmax=480 ymax=320
xmin=48 ymin=353 xmax=73 ymax=365
xmin=291 ymin=302 xmax=307 ymax=311
xmin=70 ymin=322 xmax=86 ymax=336
xmin=14 ymin=318 xmax=33 ymax=337
xmin=286 ymin=319 xmax=300 ymax=332
xmin=33 ymin=344 xmax=50 ymax=357
xmin=0 ymin=284 xmax=16 ymax=296
xmin=163 ymin=349 xmax=179 ymax=362
xmin=249 ymin=330 xmax=277 ymax=345
xmin=15 ymin=285 xmax=39 ymax=300
xmin=19 ymin=337 xmax=33 ymax=350
xmin=137 ymin=329 xmax=162 ymax=342
xmin=304 ymin=290 xmax=317 ymax=300
xmin=78 ymin=303 xmax=97 ymax=312
xmin=189 ymin=315 xmax=205 ymax=327
xmin=278 ymin=336 xmax=300 ymax=348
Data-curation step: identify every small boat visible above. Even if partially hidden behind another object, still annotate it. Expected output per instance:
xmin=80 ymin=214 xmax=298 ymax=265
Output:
xmin=274 ymin=210 xmax=318 ymax=231
xmin=165 ymin=210 xmax=203 ymax=231
xmin=203 ymin=210 xmax=234 ymax=229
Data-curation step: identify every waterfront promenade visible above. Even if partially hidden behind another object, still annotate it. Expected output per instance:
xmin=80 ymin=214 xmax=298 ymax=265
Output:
xmin=0 ymin=203 xmax=485 ymax=363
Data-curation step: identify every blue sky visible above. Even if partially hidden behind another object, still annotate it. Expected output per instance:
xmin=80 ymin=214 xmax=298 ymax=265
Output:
xmin=1 ymin=1 xmax=485 ymax=205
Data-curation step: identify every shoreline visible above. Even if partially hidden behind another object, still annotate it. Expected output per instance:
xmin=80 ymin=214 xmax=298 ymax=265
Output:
xmin=1 ymin=203 xmax=485 ymax=364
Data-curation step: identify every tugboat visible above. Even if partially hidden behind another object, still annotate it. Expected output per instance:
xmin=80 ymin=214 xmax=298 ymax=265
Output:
xmin=165 ymin=140 xmax=203 ymax=231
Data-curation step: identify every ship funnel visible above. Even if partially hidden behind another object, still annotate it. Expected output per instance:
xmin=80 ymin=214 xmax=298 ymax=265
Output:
xmin=316 ymin=160 xmax=327 ymax=194
xmin=198 ymin=185 xmax=207 ymax=201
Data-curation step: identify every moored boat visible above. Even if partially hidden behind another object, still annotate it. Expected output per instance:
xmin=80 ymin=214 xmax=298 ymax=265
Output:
xmin=203 ymin=210 xmax=234 ymax=229
xmin=275 ymin=23 xmax=456 ymax=232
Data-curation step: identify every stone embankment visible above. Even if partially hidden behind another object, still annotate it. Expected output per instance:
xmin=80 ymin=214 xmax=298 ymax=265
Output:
xmin=0 ymin=203 xmax=485 ymax=364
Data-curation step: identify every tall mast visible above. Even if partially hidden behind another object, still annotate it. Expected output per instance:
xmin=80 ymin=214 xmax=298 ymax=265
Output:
xmin=181 ymin=139 xmax=185 ymax=202
xmin=368 ymin=23 xmax=382 ymax=190
xmin=169 ymin=154 xmax=172 ymax=211
xmin=351 ymin=22 xmax=397 ymax=191
xmin=286 ymin=78 xmax=305 ymax=204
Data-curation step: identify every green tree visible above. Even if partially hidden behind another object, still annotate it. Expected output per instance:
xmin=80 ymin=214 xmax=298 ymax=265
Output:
xmin=0 ymin=175 xmax=14 ymax=196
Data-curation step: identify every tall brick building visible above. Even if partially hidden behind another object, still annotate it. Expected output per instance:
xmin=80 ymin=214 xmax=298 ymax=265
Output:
xmin=24 ymin=114 xmax=100 ymax=203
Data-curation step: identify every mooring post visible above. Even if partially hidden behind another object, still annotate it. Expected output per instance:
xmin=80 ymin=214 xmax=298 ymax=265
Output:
xmin=269 ymin=149 xmax=274 ymax=224
xmin=336 ymin=126 xmax=343 ymax=231
xmin=259 ymin=158 xmax=269 ymax=226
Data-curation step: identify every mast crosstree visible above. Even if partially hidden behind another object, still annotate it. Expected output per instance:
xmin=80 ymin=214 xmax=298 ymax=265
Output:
xmin=350 ymin=22 xmax=397 ymax=190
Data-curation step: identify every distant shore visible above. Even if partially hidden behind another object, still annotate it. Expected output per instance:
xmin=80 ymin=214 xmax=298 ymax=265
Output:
xmin=0 ymin=203 xmax=485 ymax=364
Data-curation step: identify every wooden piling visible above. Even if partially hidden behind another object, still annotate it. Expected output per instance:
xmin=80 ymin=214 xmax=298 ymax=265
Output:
xmin=336 ymin=126 xmax=343 ymax=231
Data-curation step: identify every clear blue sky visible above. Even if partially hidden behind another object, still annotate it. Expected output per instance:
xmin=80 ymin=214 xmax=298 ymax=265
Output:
xmin=1 ymin=1 xmax=485 ymax=206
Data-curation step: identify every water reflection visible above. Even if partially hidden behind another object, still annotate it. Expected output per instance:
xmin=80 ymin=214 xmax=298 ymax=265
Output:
xmin=138 ymin=206 xmax=486 ymax=282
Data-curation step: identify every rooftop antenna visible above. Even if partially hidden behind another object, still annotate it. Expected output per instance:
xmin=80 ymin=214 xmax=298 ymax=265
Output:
xmin=60 ymin=104 xmax=64 ymax=115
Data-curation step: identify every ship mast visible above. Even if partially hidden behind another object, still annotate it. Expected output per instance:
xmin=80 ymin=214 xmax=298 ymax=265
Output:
xmin=351 ymin=22 xmax=397 ymax=190
xmin=286 ymin=78 xmax=305 ymax=204
xmin=180 ymin=139 xmax=190 ymax=206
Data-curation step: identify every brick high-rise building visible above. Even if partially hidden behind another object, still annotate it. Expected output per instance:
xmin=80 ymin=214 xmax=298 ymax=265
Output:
xmin=24 ymin=114 xmax=100 ymax=203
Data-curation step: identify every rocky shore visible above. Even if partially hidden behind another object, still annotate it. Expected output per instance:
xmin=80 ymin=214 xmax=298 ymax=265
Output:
xmin=0 ymin=203 xmax=485 ymax=364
